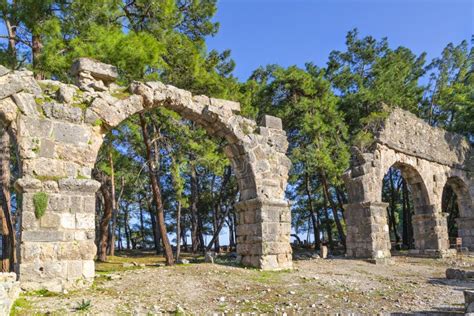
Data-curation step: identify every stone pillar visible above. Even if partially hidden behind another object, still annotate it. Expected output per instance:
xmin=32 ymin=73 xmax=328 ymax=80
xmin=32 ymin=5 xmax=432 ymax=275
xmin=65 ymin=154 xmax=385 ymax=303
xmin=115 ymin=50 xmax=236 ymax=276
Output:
xmin=456 ymin=217 xmax=474 ymax=250
xmin=17 ymin=178 xmax=99 ymax=291
xmin=411 ymin=207 xmax=450 ymax=257
xmin=235 ymin=198 xmax=292 ymax=270
xmin=344 ymin=202 xmax=391 ymax=262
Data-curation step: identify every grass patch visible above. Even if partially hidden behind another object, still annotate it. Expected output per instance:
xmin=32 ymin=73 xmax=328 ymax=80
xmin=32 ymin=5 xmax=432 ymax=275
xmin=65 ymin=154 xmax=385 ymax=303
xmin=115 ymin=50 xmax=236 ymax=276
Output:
xmin=75 ymin=299 xmax=92 ymax=311
xmin=251 ymin=269 xmax=291 ymax=283
xmin=10 ymin=296 xmax=33 ymax=316
xmin=111 ymin=89 xmax=131 ymax=100
xmin=33 ymin=192 xmax=48 ymax=219
xmin=26 ymin=288 xmax=60 ymax=297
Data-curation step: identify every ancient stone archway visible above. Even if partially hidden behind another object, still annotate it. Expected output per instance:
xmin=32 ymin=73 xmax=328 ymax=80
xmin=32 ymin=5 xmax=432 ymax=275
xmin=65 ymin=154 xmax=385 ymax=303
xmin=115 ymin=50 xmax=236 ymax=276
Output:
xmin=344 ymin=108 xmax=473 ymax=261
xmin=0 ymin=59 xmax=292 ymax=291
xmin=443 ymin=176 xmax=474 ymax=246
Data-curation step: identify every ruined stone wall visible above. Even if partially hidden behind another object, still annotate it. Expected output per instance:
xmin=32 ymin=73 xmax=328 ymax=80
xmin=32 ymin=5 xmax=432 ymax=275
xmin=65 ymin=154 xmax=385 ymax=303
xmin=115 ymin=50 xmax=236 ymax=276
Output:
xmin=377 ymin=109 xmax=472 ymax=169
xmin=0 ymin=58 xmax=293 ymax=291
xmin=344 ymin=108 xmax=473 ymax=260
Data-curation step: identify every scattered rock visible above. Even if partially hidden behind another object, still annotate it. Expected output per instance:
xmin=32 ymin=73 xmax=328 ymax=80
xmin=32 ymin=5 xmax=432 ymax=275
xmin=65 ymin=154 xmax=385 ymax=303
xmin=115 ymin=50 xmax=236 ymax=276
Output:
xmin=446 ymin=268 xmax=474 ymax=280
xmin=205 ymin=252 xmax=216 ymax=264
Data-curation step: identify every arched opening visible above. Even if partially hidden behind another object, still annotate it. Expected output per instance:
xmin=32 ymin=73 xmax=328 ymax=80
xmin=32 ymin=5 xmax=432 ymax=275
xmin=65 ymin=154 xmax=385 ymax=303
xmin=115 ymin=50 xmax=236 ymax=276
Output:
xmin=442 ymin=176 xmax=473 ymax=249
xmin=92 ymin=106 xmax=241 ymax=266
xmin=381 ymin=162 xmax=431 ymax=253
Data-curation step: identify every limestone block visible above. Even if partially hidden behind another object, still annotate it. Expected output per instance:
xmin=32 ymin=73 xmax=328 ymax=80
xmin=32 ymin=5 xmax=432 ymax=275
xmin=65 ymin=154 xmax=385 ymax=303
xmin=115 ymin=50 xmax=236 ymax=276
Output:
xmin=52 ymin=121 xmax=90 ymax=145
xmin=15 ymin=177 xmax=42 ymax=193
xmin=12 ymin=92 xmax=38 ymax=117
xmin=70 ymin=196 xmax=84 ymax=213
xmin=260 ymin=115 xmax=282 ymax=130
xmin=0 ymin=77 xmax=24 ymax=100
xmin=78 ymin=240 xmax=96 ymax=260
xmin=67 ymin=260 xmax=84 ymax=280
xmin=57 ymin=85 xmax=77 ymax=104
xmin=130 ymin=82 xmax=154 ymax=107
xmin=76 ymin=213 xmax=95 ymax=230
xmin=23 ymin=158 xmax=67 ymax=178
xmin=22 ymin=230 xmax=74 ymax=242
xmin=43 ymin=102 xmax=83 ymax=124
xmin=60 ymin=213 xmax=75 ymax=229
xmin=48 ymin=195 xmax=71 ymax=213
xmin=210 ymin=97 xmax=240 ymax=113
xmin=40 ymin=213 xmax=61 ymax=228
xmin=465 ymin=290 xmax=474 ymax=313
xmin=58 ymin=178 xmax=101 ymax=193
xmin=83 ymin=196 xmax=96 ymax=213
xmin=82 ymin=260 xmax=95 ymax=279
xmin=0 ymin=65 xmax=10 ymax=77
xmin=38 ymin=139 xmax=55 ymax=159
xmin=0 ymin=97 xmax=18 ymax=123
xmin=18 ymin=116 xmax=53 ymax=138
xmin=84 ymin=108 xmax=101 ymax=125
xmin=71 ymin=58 xmax=118 ymax=82
xmin=21 ymin=211 xmax=38 ymax=230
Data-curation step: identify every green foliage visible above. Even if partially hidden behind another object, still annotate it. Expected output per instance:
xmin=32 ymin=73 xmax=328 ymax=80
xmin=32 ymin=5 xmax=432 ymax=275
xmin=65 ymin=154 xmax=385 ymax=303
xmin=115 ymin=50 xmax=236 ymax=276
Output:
xmin=326 ymin=28 xmax=426 ymax=139
xmin=33 ymin=192 xmax=48 ymax=219
xmin=11 ymin=296 xmax=33 ymax=316
xmin=27 ymin=288 xmax=60 ymax=297
xmin=75 ymin=299 xmax=92 ymax=311
xmin=422 ymin=40 xmax=474 ymax=138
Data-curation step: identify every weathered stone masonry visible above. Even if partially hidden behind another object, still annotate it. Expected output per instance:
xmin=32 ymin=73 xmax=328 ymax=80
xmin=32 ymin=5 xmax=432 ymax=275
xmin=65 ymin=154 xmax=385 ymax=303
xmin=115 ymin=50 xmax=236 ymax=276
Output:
xmin=344 ymin=109 xmax=473 ymax=260
xmin=0 ymin=58 xmax=292 ymax=291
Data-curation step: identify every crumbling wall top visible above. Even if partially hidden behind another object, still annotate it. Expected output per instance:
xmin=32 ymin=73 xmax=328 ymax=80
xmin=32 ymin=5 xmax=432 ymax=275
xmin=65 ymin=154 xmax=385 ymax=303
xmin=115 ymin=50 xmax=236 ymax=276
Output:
xmin=376 ymin=108 xmax=472 ymax=170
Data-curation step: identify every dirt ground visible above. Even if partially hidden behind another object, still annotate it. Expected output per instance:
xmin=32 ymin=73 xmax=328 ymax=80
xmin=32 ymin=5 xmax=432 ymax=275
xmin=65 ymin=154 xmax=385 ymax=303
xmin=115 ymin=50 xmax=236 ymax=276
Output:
xmin=11 ymin=250 xmax=474 ymax=315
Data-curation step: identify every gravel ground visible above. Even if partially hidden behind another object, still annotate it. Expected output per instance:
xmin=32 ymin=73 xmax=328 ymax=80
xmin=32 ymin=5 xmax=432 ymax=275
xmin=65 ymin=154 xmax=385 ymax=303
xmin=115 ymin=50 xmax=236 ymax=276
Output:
xmin=11 ymin=252 xmax=474 ymax=315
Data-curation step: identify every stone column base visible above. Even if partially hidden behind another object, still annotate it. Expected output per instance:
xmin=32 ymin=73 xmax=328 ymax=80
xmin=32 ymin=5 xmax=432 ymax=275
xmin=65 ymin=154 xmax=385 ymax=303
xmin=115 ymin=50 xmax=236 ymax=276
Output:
xmin=457 ymin=217 xmax=474 ymax=250
xmin=17 ymin=178 xmax=99 ymax=292
xmin=235 ymin=197 xmax=292 ymax=270
xmin=412 ymin=211 xmax=449 ymax=252
xmin=344 ymin=202 xmax=391 ymax=260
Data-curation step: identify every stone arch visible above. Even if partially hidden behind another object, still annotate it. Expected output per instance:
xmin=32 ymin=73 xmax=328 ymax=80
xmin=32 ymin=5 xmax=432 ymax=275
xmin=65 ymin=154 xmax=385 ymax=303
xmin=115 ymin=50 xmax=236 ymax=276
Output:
xmin=343 ymin=108 xmax=471 ymax=261
xmin=442 ymin=175 xmax=474 ymax=248
xmin=0 ymin=59 xmax=292 ymax=291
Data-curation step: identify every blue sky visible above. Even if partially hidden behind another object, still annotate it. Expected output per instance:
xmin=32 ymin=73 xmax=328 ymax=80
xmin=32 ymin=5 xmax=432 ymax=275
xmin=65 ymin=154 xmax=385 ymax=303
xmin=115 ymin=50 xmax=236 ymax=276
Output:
xmin=206 ymin=0 xmax=474 ymax=81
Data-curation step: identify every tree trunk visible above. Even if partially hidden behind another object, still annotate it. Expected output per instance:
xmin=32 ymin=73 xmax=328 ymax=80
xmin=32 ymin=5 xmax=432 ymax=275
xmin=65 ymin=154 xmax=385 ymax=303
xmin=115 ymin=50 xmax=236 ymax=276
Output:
xmin=139 ymin=113 xmax=174 ymax=265
xmin=228 ymin=216 xmax=235 ymax=251
xmin=32 ymin=34 xmax=43 ymax=79
xmin=0 ymin=130 xmax=14 ymax=272
xmin=321 ymin=173 xmax=346 ymax=249
xmin=210 ymin=175 xmax=220 ymax=253
xmin=124 ymin=204 xmax=131 ymax=250
xmin=402 ymin=180 xmax=414 ymax=248
xmin=147 ymin=198 xmax=160 ymax=254
xmin=388 ymin=169 xmax=401 ymax=243
xmin=108 ymin=156 xmax=124 ymax=256
xmin=176 ymin=201 xmax=181 ymax=261
xmin=98 ymin=177 xmax=113 ymax=262
xmin=304 ymin=173 xmax=320 ymax=249
xmin=3 ymin=14 xmax=17 ymax=68
xmin=139 ymin=199 xmax=145 ymax=247
xmin=190 ymin=166 xmax=200 ymax=253
xmin=321 ymin=186 xmax=334 ymax=249
xmin=206 ymin=204 xmax=233 ymax=252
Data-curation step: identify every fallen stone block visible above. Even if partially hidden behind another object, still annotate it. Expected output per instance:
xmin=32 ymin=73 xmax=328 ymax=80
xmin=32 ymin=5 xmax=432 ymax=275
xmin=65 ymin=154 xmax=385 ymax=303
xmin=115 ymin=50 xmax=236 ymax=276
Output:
xmin=446 ymin=268 xmax=474 ymax=280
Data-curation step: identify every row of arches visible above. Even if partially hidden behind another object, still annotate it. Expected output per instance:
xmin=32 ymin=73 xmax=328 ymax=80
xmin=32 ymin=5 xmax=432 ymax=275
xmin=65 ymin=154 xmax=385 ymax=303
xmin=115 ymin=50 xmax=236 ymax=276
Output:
xmin=381 ymin=162 xmax=472 ymax=253
xmin=343 ymin=142 xmax=473 ymax=260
